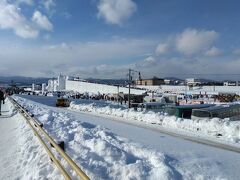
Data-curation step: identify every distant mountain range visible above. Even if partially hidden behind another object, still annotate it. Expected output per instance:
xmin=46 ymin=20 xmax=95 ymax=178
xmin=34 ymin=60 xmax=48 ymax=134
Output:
xmin=0 ymin=76 xmax=49 ymax=86
xmin=0 ymin=77 xmax=129 ymax=86
xmin=164 ymin=77 xmax=220 ymax=83
xmin=87 ymin=78 xmax=128 ymax=86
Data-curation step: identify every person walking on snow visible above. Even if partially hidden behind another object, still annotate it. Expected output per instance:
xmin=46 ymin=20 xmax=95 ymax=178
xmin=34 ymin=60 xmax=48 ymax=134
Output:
xmin=0 ymin=90 xmax=5 ymax=115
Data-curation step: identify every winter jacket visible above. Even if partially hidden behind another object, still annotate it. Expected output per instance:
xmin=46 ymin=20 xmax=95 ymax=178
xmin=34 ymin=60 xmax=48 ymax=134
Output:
xmin=0 ymin=91 xmax=4 ymax=100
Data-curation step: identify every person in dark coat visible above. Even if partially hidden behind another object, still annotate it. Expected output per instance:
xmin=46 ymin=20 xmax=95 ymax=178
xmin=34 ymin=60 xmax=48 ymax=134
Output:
xmin=0 ymin=90 xmax=4 ymax=115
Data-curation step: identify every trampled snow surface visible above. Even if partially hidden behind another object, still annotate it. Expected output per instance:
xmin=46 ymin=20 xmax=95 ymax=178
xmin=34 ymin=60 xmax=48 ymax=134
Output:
xmin=0 ymin=99 xmax=62 ymax=179
xmin=8 ymin=95 xmax=240 ymax=179
xmin=11 ymin=96 xmax=174 ymax=179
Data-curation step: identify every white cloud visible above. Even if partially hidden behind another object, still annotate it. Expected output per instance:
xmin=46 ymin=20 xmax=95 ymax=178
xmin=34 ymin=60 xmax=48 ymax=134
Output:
xmin=205 ymin=46 xmax=222 ymax=56
xmin=0 ymin=1 xmax=38 ymax=38
xmin=0 ymin=38 xmax=155 ymax=77
xmin=16 ymin=0 xmax=33 ymax=6
xmin=67 ymin=56 xmax=240 ymax=80
xmin=46 ymin=42 xmax=70 ymax=50
xmin=0 ymin=1 xmax=54 ymax=39
xmin=32 ymin=11 xmax=53 ymax=31
xmin=233 ymin=49 xmax=240 ymax=55
xmin=97 ymin=0 xmax=137 ymax=26
xmin=62 ymin=12 xmax=72 ymax=19
xmin=176 ymin=28 xmax=218 ymax=56
xmin=43 ymin=0 xmax=55 ymax=11
xmin=155 ymin=43 xmax=169 ymax=55
xmin=136 ymin=56 xmax=157 ymax=68
xmin=0 ymin=38 xmax=239 ymax=80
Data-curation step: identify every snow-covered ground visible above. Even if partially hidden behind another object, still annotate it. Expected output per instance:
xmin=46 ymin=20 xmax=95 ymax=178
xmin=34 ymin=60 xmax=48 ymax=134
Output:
xmin=68 ymin=98 xmax=240 ymax=145
xmin=9 ymin=94 xmax=240 ymax=179
xmin=0 ymin=98 xmax=62 ymax=179
xmin=137 ymin=85 xmax=240 ymax=95
xmin=10 ymin=95 xmax=175 ymax=179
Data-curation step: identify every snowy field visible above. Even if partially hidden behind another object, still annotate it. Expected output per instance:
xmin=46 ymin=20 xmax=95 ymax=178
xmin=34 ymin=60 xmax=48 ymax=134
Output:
xmin=69 ymin=99 xmax=240 ymax=145
xmin=4 ymin=94 xmax=240 ymax=179
xmin=137 ymin=85 xmax=240 ymax=94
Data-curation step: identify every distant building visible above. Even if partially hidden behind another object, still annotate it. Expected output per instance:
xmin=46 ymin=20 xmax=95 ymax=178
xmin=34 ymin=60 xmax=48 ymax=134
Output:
xmin=135 ymin=76 xmax=164 ymax=86
xmin=185 ymin=78 xmax=201 ymax=86
xmin=32 ymin=83 xmax=41 ymax=92
xmin=223 ymin=81 xmax=238 ymax=86
xmin=73 ymin=77 xmax=87 ymax=82
xmin=164 ymin=79 xmax=171 ymax=85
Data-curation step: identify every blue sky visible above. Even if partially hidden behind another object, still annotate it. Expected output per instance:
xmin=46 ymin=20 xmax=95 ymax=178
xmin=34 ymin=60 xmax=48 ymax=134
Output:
xmin=1 ymin=0 xmax=240 ymax=80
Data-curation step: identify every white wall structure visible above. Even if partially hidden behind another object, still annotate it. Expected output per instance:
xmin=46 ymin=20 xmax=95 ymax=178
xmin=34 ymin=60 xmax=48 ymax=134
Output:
xmin=185 ymin=78 xmax=201 ymax=86
xmin=47 ymin=75 xmax=67 ymax=92
xmin=47 ymin=75 xmax=146 ymax=94
xmin=42 ymin=83 xmax=46 ymax=94
xmin=47 ymin=79 xmax=55 ymax=91
xmin=58 ymin=74 xmax=66 ymax=90
xmin=32 ymin=84 xmax=35 ymax=92
xmin=66 ymin=80 xmax=146 ymax=95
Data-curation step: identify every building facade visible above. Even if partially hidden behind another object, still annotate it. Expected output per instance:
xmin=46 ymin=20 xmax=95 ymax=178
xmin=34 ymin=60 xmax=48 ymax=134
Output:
xmin=223 ymin=81 xmax=239 ymax=86
xmin=135 ymin=77 xmax=165 ymax=86
xmin=185 ymin=78 xmax=201 ymax=86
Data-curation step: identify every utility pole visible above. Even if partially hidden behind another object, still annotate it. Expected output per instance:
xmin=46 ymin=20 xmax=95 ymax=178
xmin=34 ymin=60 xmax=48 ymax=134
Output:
xmin=128 ymin=69 xmax=140 ymax=109
xmin=128 ymin=69 xmax=131 ymax=109
xmin=117 ymin=85 xmax=119 ymax=108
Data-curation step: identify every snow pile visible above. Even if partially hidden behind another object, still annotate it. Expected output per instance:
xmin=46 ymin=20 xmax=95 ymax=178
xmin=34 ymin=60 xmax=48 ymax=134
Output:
xmin=161 ymin=117 xmax=240 ymax=142
xmin=69 ymin=100 xmax=240 ymax=144
xmin=138 ymin=85 xmax=240 ymax=95
xmin=13 ymin=96 xmax=176 ymax=179
xmin=0 ymin=98 xmax=62 ymax=179
xmin=72 ymin=98 xmax=127 ymax=109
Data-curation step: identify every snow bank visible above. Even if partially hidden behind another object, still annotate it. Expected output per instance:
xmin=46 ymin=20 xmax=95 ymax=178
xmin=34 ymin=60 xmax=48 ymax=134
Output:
xmin=0 ymin=98 xmax=62 ymax=179
xmin=13 ymin=96 xmax=177 ymax=179
xmin=137 ymin=85 xmax=240 ymax=95
xmin=69 ymin=100 xmax=240 ymax=144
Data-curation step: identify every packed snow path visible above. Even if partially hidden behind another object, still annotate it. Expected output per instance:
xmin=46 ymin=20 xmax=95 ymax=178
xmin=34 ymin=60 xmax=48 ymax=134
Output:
xmin=0 ymin=99 xmax=62 ymax=179
xmin=11 ymin=95 xmax=240 ymax=179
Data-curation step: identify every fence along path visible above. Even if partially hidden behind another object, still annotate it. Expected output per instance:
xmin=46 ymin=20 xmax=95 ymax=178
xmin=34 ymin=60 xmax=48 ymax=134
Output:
xmin=9 ymin=97 xmax=90 ymax=180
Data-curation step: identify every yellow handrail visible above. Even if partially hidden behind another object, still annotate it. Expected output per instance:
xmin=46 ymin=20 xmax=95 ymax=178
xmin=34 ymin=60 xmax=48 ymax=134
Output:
xmin=9 ymin=97 xmax=90 ymax=180
xmin=30 ymin=116 xmax=89 ymax=180
xmin=24 ymin=114 xmax=71 ymax=180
